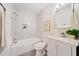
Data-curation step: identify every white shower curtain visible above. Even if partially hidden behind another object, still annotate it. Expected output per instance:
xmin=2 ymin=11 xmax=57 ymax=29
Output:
xmin=0 ymin=4 xmax=5 ymax=47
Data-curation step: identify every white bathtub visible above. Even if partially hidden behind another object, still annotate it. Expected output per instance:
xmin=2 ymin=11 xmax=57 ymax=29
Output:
xmin=11 ymin=38 xmax=41 ymax=56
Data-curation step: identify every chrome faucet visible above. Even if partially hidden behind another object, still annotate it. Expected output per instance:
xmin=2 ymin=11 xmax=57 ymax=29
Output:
xmin=61 ymin=32 xmax=66 ymax=37
xmin=13 ymin=38 xmax=17 ymax=44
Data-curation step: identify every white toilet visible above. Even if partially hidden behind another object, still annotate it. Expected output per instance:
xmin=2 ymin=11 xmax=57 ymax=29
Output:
xmin=35 ymin=41 xmax=47 ymax=56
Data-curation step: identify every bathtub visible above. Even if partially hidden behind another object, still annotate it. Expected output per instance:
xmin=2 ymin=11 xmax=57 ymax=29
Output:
xmin=11 ymin=38 xmax=42 ymax=56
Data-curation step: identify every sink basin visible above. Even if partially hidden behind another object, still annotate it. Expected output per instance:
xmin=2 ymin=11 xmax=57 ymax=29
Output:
xmin=43 ymin=34 xmax=79 ymax=46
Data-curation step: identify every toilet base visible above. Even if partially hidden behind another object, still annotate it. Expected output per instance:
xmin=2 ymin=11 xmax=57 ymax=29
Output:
xmin=36 ymin=49 xmax=46 ymax=56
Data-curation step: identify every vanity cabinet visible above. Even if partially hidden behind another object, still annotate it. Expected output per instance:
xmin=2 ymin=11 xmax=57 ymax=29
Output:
xmin=56 ymin=41 xmax=71 ymax=56
xmin=46 ymin=37 xmax=77 ymax=56
xmin=47 ymin=38 xmax=56 ymax=56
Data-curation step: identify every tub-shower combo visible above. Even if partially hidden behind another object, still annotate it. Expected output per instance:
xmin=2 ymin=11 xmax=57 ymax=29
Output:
xmin=11 ymin=38 xmax=46 ymax=56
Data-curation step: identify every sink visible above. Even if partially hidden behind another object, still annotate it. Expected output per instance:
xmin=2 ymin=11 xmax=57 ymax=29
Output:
xmin=43 ymin=34 xmax=79 ymax=46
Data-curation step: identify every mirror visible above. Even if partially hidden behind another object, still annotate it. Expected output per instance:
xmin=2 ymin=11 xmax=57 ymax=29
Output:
xmin=54 ymin=3 xmax=72 ymax=28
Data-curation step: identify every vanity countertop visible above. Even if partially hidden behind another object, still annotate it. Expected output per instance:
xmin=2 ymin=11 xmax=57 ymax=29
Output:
xmin=43 ymin=34 xmax=79 ymax=46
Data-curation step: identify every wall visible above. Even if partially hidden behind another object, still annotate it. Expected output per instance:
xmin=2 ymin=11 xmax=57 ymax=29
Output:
xmin=36 ymin=3 xmax=79 ymax=37
xmin=37 ymin=3 xmax=56 ymax=37
xmin=12 ymin=8 xmax=37 ymax=40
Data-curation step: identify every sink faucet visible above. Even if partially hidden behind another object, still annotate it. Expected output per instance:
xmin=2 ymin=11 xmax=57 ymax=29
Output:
xmin=61 ymin=32 xmax=66 ymax=37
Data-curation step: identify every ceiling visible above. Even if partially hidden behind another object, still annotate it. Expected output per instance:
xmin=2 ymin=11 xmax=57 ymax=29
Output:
xmin=12 ymin=3 xmax=49 ymax=15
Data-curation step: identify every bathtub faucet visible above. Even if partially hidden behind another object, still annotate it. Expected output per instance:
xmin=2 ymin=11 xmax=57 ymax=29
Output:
xmin=13 ymin=38 xmax=17 ymax=44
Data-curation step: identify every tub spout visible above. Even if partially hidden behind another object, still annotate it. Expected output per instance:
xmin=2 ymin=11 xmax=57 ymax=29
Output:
xmin=13 ymin=38 xmax=17 ymax=44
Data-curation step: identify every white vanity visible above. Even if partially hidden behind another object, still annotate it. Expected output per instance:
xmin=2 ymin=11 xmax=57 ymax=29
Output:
xmin=43 ymin=35 xmax=79 ymax=56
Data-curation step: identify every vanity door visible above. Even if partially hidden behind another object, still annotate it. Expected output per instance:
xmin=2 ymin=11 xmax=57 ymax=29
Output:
xmin=47 ymin=38 xmax=56 ymax=56
xmin=57 ymin=41 xmax=72 ymax=56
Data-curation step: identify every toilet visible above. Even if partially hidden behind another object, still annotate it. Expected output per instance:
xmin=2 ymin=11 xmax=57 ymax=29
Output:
xmin=35 ymin=42 xmax=47 ymax=56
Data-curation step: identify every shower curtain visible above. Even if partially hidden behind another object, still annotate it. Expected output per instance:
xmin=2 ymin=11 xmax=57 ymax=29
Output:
xmin=0 ymin=11 xmax=2 ymax=46
xmin=0 ymin=4 xmax=5 ymax=47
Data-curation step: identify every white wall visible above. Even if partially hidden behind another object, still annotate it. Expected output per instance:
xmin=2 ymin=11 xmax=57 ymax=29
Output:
xmin=36 ymin=4 xmax=56 ymax=37
xmin=12 ymin=8 xmax=37 ymax=40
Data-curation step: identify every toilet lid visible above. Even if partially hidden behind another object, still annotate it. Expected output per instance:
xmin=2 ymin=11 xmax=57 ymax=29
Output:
xmin=35 ymin=42 xmax=46 ymax=49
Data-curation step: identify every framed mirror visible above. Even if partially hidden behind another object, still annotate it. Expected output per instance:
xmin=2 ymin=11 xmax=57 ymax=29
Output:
xmin=54 ymin=3 xmax=72 ymax=28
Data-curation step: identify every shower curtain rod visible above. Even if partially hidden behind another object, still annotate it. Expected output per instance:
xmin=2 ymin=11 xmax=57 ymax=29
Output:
xmin=0 ymin=3 xmax=6 ymax=11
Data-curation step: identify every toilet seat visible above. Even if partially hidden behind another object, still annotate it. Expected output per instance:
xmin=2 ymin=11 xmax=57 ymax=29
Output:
xmin=35 ymin=42 xmax=46 ymax=50
xmin=35 ymin=42 xmax=47 ymax=56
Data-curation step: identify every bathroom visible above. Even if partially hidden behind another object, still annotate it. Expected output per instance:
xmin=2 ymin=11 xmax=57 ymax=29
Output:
xmin=0 ymin=3 xmax=79 ymax=56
